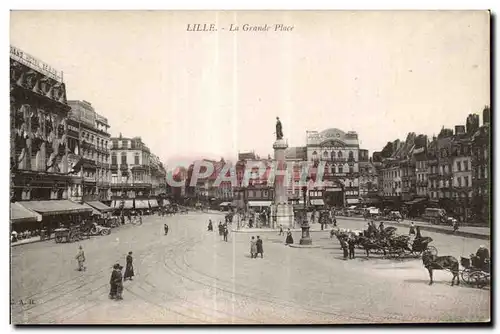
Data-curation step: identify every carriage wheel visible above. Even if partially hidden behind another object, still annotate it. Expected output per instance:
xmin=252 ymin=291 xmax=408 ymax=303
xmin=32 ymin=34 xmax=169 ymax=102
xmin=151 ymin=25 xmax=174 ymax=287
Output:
xmin=427 ymin=246 xmax=438 ymax=256
xmin=55 ymin=235 xmax=63 ymax=243
xmin=470 ymin=271 xmax=487 ymax=289
xmin=461 ymin=269 xmax=472 ymax=284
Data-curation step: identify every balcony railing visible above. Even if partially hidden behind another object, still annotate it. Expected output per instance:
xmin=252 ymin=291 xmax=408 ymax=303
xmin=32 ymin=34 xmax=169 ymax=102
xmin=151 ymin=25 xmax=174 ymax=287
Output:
xmin=110 ymin=182 xmax=152 ymax=189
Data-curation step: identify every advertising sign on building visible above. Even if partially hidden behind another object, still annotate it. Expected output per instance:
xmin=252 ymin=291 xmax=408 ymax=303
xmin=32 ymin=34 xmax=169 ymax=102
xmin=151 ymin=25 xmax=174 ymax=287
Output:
xmin=10 ymin=45 xmax=63 ymax=82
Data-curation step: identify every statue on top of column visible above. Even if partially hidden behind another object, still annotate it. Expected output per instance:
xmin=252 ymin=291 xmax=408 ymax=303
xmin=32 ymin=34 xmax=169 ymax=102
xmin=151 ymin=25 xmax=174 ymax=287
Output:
xmin=275 ymin=117 xmax=283 ymax=140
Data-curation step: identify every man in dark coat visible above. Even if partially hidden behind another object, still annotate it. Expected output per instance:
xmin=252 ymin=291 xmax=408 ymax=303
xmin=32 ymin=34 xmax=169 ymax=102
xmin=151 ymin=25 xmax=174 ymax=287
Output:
xmin=223 ymin=226 xmax=229 ymax=242
xmin=348 ymin=237 xmax=356 ymax=259
xmin=256 ymin=236 xmax=264 ymax=258
xmin=124 ymin=251 xmax=134 ymax=281
xmin=476 ymin=245 xmax=490 ymax=271
xmin=341 ymin=238 xmax=349 ymax=260
xmin=109 ymin=264 xmax=120 ymax=299
xmin=115 ymin=265 xmax=124 ymax=301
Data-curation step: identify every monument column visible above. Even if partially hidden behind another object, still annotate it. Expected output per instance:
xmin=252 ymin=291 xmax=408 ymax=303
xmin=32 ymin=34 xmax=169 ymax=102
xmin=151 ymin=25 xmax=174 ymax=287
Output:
xmin=272 ymin=140 xmax=294 ymax=230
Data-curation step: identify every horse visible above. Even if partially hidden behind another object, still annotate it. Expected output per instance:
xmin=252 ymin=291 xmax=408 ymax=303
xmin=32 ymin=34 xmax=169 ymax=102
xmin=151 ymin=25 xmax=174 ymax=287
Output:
xmin=357 ymin=236 xmax=387 ymax=257
xmin=422 ymin=250 xmax=460 ymax=286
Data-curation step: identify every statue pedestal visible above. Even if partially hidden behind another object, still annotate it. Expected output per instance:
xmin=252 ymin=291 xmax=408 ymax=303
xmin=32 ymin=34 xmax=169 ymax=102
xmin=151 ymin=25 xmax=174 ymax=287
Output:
xmin=272 ymin=138 xmax=293 ymax=229
xmin=274 ymin=203 xmax=294 ymax=230
xmin=299 ymin=223 xmax=312 ymax=245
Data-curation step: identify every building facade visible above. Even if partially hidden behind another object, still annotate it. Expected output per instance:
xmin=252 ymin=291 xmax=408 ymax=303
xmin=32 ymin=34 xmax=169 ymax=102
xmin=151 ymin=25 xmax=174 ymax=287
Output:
xmin=10 ymin=45 xmax=74 ymax=202
xmin=109 ymin=135 xmax=165 ymax=209
xmin=67 ymin=100 xmax=111 ymax=203
xmin=306 ymin=128 xmax=360 ymax=207
xmin=471 ymin=115 xmax=490 ymax=225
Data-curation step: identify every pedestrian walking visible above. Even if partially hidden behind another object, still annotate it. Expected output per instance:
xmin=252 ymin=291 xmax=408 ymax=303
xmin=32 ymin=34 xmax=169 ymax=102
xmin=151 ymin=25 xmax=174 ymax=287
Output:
xmin=250 ymin=236 xmax=258 ymax=258
xmin=109 ymin=264 xmax=120 ymax=299
xmin=164 ymin=223 xmax=169 ymax=235
xmin=285 ymin=229 xmax=294 ymax=245
xmin=256 ymin=236 xmax=264 ymax=258
xmin=223 ymin=226 xmax=229 ymax=242
xmin=75 ymin=245 xmax=86 ymax=271
xmin=348 ymin=237 xmax=356 ymax=259
xmin=279 ymin=224 xmax=284 ymax=236
xmin=124 ymin=251 xmax=135 ymax=281
xmin=115 ymin=265 xmax=124 ymax=301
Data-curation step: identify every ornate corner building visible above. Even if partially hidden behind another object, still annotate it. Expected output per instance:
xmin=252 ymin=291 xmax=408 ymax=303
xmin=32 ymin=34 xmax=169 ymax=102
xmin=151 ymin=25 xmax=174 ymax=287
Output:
xmin=10 ymin=45 xmax=75 ymax=201
xmin=109 ymin=135 xmax=166 ymax=210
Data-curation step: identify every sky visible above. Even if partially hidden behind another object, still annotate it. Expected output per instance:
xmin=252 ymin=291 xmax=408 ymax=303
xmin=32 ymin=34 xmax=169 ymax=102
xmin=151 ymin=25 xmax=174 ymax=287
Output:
xmin=10 ymin=10 xmax=490 ymax=170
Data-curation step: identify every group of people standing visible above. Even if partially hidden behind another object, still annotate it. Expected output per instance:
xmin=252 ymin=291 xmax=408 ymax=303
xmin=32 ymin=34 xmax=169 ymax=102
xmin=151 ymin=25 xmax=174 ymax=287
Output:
xmin=250 ymin=236 xmax=264 ymax=258
xmin=207 ymin=219 xmax=229 ymax=242
xmin=109 ymin=251 xmax=135 ymax=301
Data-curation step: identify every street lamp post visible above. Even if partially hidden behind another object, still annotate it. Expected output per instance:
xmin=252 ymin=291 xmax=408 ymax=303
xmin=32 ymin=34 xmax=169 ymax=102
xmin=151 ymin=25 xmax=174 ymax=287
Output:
xmin=299 ymin=185 xmax=312 ymax=245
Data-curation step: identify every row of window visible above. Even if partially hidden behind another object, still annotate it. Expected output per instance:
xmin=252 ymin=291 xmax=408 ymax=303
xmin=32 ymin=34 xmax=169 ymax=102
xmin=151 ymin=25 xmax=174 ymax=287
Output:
xmin=81 ymin=130 xmax=108 ymax=149
xmin=111 ymin=139 xmax=144 ymax=150
xmin=311 ymin=150 xmax=356 ymax=160
xmin=111 ymin=152 xmax=147 ymax=165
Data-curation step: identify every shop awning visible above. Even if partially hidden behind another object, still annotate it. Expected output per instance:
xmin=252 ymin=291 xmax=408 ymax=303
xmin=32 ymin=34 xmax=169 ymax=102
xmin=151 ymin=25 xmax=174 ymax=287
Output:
xmin=219 ymin=202 xmax=230 ymax=206
xmin=149 ymin=199 xmax=159 ymax=208
xmin=19 ymin=200 xmax=92 ymax=216
xmin=346 ymin=198 xmax=360 ymax=204
xmin=164 ymin=200 xmax=171 ymax=206
xmin=310 ymin=199 xmax=325 ymax=206
xmin=112 ymin=200 xmax=134 ymax=209
xmin=405 ymin=198 xmax=427 ymax=205
xmin=11 ymin=202 xmax=42 ymax=223
xmin=248 ymin=201 xmax=272 ymax=207
xmin=361 ymin=198 xmax=380 ymax=204
xmin=86 ymin=201 xmax=113 ymax=212
xmin=135 ymin=200 xmax=150 ymax=209
xmin=82 ymin=203 xmax=102 ymax=216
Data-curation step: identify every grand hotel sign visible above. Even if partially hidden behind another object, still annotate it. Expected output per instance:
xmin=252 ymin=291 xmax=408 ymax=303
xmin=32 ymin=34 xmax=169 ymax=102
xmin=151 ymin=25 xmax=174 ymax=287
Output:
xmin=10 ymin=45 xmax=63 ymax=82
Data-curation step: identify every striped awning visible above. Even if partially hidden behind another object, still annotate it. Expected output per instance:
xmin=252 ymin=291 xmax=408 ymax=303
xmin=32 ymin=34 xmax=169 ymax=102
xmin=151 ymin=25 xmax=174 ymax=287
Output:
xmin=10 ymin=202 xmax=42 ymax=223
xmin=19 ymin=200 xmax=92 ymax=216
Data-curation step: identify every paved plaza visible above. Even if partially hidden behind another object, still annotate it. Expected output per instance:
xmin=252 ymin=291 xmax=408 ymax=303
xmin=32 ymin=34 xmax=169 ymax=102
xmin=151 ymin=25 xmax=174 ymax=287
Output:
xmin=11 ymin=212 xmax=490 ymax=324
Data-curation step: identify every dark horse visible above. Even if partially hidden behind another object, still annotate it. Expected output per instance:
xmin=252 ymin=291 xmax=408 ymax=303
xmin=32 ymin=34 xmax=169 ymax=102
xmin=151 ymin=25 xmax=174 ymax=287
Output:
xmin=422 ymin=250 xmax=460 ymax=286
xmin=357 ymin=236 xmax=387 ymax=257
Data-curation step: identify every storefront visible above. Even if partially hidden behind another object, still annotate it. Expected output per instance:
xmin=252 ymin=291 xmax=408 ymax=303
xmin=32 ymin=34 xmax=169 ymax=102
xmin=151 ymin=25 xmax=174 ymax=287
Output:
xmin=18 ymin=200 xmax=92 ymax=236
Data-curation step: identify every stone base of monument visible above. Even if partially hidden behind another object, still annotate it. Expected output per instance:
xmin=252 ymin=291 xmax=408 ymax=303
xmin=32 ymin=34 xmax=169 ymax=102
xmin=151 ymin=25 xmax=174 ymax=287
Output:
xmin=299 ymin=224 xmax=313 ymax=245
xmin=274 ymin=203 xmax=294 ymax=230
xmin=288 ymin=244 xmax=321 ymax=249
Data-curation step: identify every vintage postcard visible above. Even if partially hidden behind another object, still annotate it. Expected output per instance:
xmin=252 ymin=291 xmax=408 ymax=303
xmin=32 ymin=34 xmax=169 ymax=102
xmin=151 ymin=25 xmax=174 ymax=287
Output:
xmin=9 ymin=10 xmax=490 ymax=324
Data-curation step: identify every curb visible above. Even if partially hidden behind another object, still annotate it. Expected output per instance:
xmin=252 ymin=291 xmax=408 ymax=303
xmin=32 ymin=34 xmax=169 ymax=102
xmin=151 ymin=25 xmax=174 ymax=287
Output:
xmin=288 ymin=244 xmax=322 ymax=249
xmin=231 ymin=228 xmax=330 ymax=233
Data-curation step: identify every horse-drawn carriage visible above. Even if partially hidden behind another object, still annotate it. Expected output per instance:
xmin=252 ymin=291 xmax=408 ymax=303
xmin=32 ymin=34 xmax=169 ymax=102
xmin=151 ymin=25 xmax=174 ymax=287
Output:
xmin=460 ymin=256 xmax=490 ymax=289
xmin=333 ymin=225 xmax=437 ymax=258
xmin=54 ymin=225 xmax=88 ymax=243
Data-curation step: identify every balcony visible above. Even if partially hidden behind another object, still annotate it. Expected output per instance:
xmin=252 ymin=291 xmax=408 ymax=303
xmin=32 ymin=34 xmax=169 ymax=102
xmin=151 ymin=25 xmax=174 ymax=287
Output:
xmin=119 ymin=163 xmax=129 ymax=171
xmin=110 ymin=182 xmax=152 ymax=189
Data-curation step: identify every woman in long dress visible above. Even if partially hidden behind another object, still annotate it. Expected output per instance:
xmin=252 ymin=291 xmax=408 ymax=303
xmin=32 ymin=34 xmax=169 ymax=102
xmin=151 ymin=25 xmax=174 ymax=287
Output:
xmin=124 ymin=251 xmax=134 ymax=281
xmin=250 ymin=236 xmax=258 ymax=258
xmin=285 ymin=229 xmax=294 ymax=245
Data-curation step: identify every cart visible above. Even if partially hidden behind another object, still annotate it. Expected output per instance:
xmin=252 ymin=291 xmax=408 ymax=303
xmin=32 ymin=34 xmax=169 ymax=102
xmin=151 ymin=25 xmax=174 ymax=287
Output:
xmin=460 ymin=256 xmax=490 ymax=289
xmin=54 ymin=226 xmax=84 ymax=243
